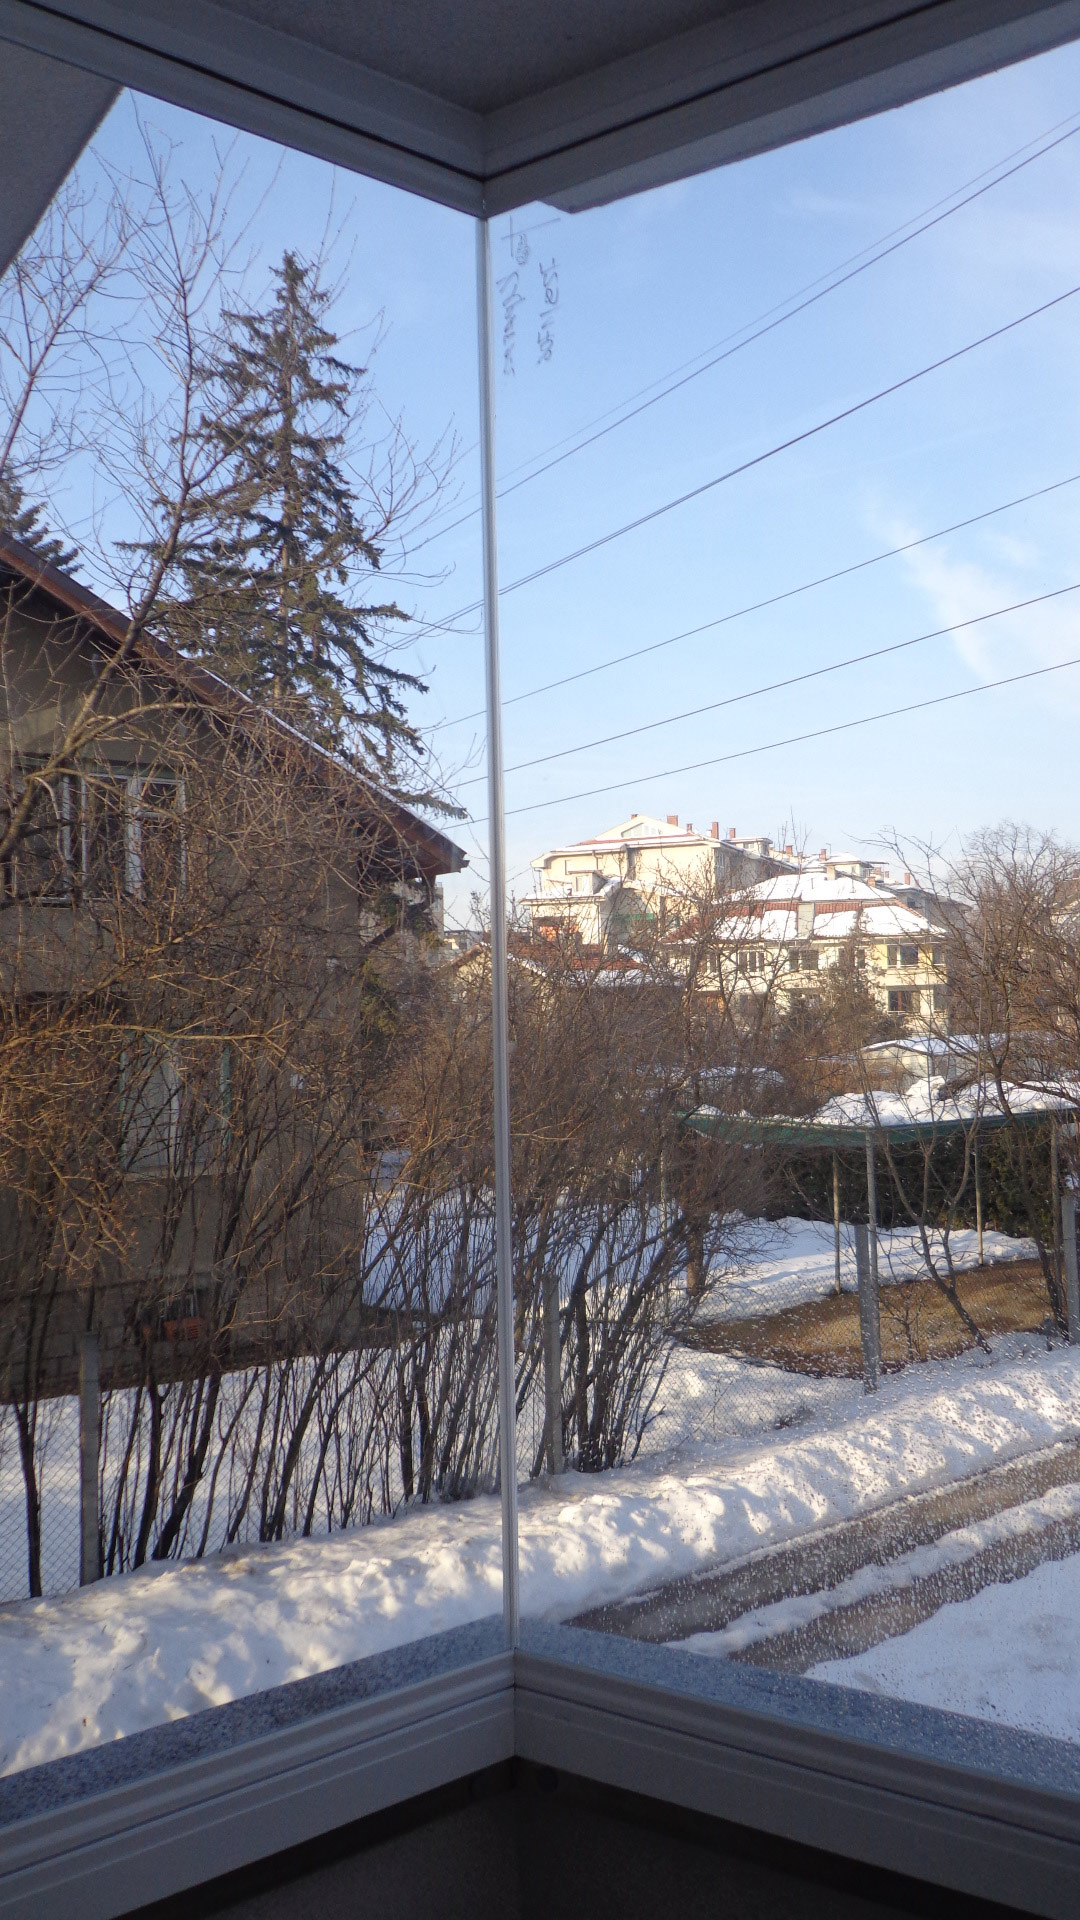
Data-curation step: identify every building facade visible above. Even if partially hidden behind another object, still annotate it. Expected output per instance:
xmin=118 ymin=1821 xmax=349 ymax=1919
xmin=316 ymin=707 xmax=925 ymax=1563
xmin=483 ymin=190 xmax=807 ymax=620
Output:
xmin=529 ymin=812 xmax=785 ymax=949
xmin=708 ymin=859 xmax=949 ymax=1026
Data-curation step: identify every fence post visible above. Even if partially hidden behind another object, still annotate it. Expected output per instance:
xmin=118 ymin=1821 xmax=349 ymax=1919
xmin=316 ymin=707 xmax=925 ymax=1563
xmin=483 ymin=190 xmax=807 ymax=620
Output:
xmin=832 ymin=1151 xmax=842 ymax=1295
xmin=78 ymin=1329 xmax=101 ymax=1585
xmin=974 ymin=1137 xmax=984 ymax=1266
xmin=1052 ymin=1122 xmax=1063 ymax=1300
xmin=543 ymin=1270 xmax=564 ymax=1475
xmin=1062 ymin=1189 xmax=1080 ymax=1346
xmin=858 ymin=1130 xmax=881 ymax=1391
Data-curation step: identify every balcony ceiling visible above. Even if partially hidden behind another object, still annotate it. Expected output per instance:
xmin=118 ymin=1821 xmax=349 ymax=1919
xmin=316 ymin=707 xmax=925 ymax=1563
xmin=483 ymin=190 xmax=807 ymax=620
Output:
xmin=0 ymin=0 xmax=1079 ymax=263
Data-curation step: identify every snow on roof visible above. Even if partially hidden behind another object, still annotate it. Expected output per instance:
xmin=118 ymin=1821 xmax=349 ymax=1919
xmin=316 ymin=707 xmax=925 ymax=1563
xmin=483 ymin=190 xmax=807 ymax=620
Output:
xmin=718 ymin=867 xmax=938 ymax=938
xmin=580 ymin=813 xmax=722 ymax=848
xmin=532 ymin=813 xmax=781 ymax=866
xmin=816 ymin=1077 xmax=1076 ymax=1131
xmin=752 ymin=870 xmax=886 ymax=904
xmin=715 ymin=901 xmax=932 ymax=942
xmin=862 ymin=1033 xmax=982 ymax=1059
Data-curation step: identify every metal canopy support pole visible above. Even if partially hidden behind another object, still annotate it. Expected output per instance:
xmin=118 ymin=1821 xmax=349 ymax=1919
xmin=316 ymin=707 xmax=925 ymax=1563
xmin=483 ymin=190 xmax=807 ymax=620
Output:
xmin=1052 ymin=1122 xmax=1063 ymax=1304
xmin=859 ymin=1132 xmax=881 ymax=1391
xmin=832 ymin=1151 xmax=842 ymax=1295
xmin=476 ymin=215 xmax=518 ymax=1650
xmin=1063 ymin=1190 xmax=1080 ymax=1345
xmin=78 ymin=1329 xmax=101 ymax=1585
xmin=543 ymin=1271 xmax=564 ymax=1475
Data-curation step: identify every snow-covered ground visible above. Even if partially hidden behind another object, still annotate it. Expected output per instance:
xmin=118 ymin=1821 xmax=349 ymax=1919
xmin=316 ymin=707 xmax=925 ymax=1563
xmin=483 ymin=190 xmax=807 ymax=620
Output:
xmin=810 ymin=1549 xmax=1080 ymax=1745
xmin=705 ymin=1215 xmax=1034 ymax=1322
xmin=3 ymin=1333 xmax=1080 ymax=1776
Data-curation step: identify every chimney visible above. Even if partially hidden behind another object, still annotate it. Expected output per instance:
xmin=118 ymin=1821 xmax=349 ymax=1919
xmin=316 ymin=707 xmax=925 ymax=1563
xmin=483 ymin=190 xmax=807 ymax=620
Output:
xmin=904 ymin=871 xmax=911 ymax=884
xmin=729 ymin=827 xmax=736 ymax=840
xmin=686 ymin=822 xmax=693 ymax=833
xmin=710 ymin=820 xmax=719 ymax=840
xmin=784 ymin=844 xmax=793 ymax=857
xmin=819 ymin=848 xmax=827 ymax=859
xmin=666 ymin=814 xmax=679 ymax=827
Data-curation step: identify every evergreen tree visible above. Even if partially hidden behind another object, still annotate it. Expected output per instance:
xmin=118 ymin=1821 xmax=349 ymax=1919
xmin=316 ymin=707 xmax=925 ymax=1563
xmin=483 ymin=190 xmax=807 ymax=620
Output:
xmin=0 ymin=470 xmax=77 ymax=570
xmin=161 ymin=253 xmax=425 ymax=776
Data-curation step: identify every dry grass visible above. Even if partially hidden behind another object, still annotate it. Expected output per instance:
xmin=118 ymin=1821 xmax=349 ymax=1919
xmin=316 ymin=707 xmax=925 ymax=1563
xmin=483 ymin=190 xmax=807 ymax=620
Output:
xmin=688 ymin=1259 xmax=1055 ymax=1377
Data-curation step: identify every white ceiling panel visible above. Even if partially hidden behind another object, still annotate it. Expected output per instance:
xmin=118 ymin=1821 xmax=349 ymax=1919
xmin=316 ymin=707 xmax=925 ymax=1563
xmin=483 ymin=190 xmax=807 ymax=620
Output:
xmin=0 ymin=0 xmax=1078 ymax=252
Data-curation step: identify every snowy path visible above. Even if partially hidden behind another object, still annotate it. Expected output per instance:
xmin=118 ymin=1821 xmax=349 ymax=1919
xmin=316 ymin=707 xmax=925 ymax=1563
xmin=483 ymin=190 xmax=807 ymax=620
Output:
xmin=676 ymin=1481 xmax=1080 ymax=1664
xmin=810 ymin=1548 xmax=1080 ymax=1745
xmin=2 ymin=1333 xmax=1080 ymax=1775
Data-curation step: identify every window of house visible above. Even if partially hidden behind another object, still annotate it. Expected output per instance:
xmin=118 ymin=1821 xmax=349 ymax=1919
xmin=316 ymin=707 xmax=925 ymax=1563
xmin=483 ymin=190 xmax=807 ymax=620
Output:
xmin=899 ymin=943 xmax=919 ymax=967
xmin=886 ymin=942 xmax=898 ymax=966
xmin=0 ymin=759 xmax=76 ymax=901
xmin=81 ymin=768 xmax=185 ymax=897
xmin=888 ymin=987 xmax=921 ymax=1014
xmin=80 ymin=766 xmax=134 ymax=895
xmin=1 ymin=763 xmax=186 ymax=901
xmin=121 ymin=1045 xmax=182 ymax=1174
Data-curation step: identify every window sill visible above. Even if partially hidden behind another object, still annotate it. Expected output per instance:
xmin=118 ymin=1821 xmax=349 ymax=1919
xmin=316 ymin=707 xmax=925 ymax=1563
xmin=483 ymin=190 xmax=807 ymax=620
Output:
xmin=3 ymin=1620 xmax=1080 ymax=1918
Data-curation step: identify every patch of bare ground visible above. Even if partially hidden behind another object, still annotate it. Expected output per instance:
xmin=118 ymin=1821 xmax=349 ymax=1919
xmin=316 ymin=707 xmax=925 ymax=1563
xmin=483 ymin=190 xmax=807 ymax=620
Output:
xmin=686 ymin=1258 xmax=1053 ymax=1377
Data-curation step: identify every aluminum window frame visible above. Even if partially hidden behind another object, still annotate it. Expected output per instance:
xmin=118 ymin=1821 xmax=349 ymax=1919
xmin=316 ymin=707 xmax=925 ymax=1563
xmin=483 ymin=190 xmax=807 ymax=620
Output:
xmin=2 ymin=8 xmax=1080 ymax=1914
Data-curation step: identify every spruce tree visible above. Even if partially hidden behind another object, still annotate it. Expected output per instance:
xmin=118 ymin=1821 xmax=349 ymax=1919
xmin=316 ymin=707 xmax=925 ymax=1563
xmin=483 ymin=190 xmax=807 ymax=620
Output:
xmin=163 ymin=253 xmax=425 ymax=776
xmin=0 ymin=470 xmax=77 ymax=570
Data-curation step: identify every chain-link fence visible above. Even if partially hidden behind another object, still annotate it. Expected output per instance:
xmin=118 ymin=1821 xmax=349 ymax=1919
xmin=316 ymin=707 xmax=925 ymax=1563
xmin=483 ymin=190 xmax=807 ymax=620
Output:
xmin=0 ymin=1215 xmax=1046 ymax=1604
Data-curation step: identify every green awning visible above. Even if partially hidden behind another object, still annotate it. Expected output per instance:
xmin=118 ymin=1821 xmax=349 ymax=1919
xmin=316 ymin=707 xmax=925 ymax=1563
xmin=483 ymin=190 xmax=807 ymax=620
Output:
xmin=683 ymin=1104 xmax=1067 ymax=1151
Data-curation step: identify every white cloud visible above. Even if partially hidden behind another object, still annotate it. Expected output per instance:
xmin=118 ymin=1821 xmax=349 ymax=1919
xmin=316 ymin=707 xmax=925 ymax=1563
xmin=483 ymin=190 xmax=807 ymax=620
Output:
xmin=896 ymin=522 xmax=1080 ymax=701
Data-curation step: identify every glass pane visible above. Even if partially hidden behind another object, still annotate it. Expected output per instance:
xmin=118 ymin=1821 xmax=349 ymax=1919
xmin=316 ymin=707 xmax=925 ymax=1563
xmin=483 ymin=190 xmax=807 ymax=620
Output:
xmin=0 ymin=88 xmax=496 ymax=1778
xmin=486 ymin=39 xmax=1080 ymax=1762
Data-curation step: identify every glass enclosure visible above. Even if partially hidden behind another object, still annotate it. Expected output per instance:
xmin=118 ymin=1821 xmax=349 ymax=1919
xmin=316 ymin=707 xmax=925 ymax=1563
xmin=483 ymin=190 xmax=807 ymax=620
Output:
xmin=0 ymin=95 xmax=496 ymax=1775
xmin=480 ymin=42 xmax=1080 ymax=1749
xmin=6 ymin=23 xmax=1080 ymax=1801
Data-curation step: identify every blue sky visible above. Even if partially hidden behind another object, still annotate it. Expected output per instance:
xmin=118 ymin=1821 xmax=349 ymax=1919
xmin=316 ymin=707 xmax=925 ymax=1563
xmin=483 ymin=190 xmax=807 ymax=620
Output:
xmin=59 ymin=39 xmax=1080 ymax=915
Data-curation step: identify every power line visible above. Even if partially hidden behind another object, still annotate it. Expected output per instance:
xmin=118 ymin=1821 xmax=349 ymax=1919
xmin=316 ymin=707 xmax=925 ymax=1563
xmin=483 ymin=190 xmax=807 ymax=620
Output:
xmin=464 ymin=654 xmax=1080 ymax=828
xmin=417 ymin=277 xmax=1080 ymax=640
xmin=454 ymin=579 xmax=1080 ymax=787
xmin=413 ymin=109 xmax=1080 ymax=556
xmin=437 ymin=469 xmax=1080 ymax=729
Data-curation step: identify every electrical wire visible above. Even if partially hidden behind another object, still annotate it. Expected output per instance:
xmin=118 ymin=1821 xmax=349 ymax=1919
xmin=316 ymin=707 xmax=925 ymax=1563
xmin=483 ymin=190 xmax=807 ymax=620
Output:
xmin=463 ymin=653 xmax=1080 ymax=828
xmin=436 ymin=469 xmax=1080 ymax=729
xmin=416 ymin=276 xmax=1080 ymax=640
xmin=453 ymin=579 xmax=1080 ymax=787
xmin=413 ymin=109 xmax=1080 ymax=555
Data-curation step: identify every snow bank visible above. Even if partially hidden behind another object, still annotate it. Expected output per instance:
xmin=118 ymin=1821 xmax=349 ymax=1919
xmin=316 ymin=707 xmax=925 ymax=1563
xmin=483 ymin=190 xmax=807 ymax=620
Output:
xmin=4 ymin=1339 xmax=1080 ymax=1774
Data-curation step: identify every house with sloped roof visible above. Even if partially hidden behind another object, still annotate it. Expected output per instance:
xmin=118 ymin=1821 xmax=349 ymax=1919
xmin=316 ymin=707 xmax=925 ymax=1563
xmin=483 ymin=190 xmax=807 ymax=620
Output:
xmin=0 ymin=528 xmax=467 ymax=1408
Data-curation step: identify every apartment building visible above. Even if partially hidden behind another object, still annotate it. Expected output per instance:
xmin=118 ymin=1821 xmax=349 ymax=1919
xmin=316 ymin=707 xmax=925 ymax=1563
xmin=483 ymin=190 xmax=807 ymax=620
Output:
xmin=708 ymin=859 xmax=949 ymax=1026
xmin=529 ymin=812 xmax=785 ymax=949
